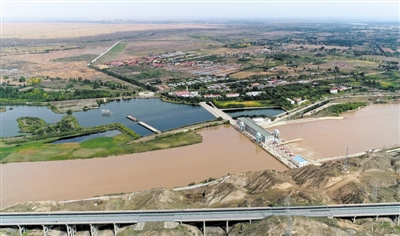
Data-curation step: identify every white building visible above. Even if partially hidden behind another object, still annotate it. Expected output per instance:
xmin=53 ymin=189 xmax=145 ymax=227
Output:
xmin=286 ymin=98 xmax=295 ymax=105
xmin=226 ymin=93 xmax=240 ymax=98
xmin=246 ymin=91 xmax=261 ymax=96
xmin=237 ymin=117 xmax=278 ymax=144
xmin=291 ymin=155 xmax=308 ymax=167
xmin=252 ymin=117 xmax=265 ymax=124
xmin=139 ymin=92 xmax=155 ymax=98
xmin=330 ymin=88 xmax=338 ymax=94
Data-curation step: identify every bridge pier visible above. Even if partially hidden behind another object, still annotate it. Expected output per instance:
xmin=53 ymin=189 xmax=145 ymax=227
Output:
xmin=42 ymin=225 xmax=51 ymax=236
xmin=113 ymin=223 xmax=119 ymax=236
xmin=226 ymin=220 xmax=229 ymax=234
xmin=352 ymin=216 xmax=356 ymax=223
xmin=375 ymin=215 xmax=379 ymax=221
xmin=394 ymin=215 xmax=400 ymax=226
xmin=90 ymin=224 xmax=98 ymax=236
xmin=66 ymin=224 xmax=76 ymax=236
xmin=18 ymin=225 xmax=25 ymax=236
xmin=203 ymin=221 xmax=206 ymax=236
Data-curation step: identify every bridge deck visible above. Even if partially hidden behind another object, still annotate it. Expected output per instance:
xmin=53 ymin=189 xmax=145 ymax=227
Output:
xmin=138 ymin=121 xmax=161 ymax=134
xmin=2 ymin=203 xmax=399 ymax=226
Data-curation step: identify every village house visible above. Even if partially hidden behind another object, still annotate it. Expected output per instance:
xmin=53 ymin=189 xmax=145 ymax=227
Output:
xmin=204 ymin=94 xmax=221 ymax=98
xmin=225 ymin=93 xmax=240 ymax=98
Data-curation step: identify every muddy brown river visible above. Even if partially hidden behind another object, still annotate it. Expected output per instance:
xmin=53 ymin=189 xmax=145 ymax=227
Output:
xmin=2 ymin=104 xmax=399 ymax=207
xmin=1 ymin=125 xmax=287 ymax=207
xmin=276 ymin=104 xmax=400 ymax=160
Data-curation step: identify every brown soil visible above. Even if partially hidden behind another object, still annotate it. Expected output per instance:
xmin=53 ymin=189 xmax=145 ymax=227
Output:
xmin=2 ymin=23 xmax=216 ymax=39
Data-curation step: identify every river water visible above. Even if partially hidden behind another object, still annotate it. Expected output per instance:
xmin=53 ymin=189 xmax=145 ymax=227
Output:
xmin=0 ymin=99 xmax=215 ymax=137
xmin=225 ymin=108 xmax=285 ymax=118
xmin=275 ymin=104 xmax=400 ymax=160
xmin=1 ymin=125 xmax=287 ymax=207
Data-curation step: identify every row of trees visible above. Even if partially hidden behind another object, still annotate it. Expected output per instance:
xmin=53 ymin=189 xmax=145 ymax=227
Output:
xmin=0 ymin=86 xmax=115 ymax=102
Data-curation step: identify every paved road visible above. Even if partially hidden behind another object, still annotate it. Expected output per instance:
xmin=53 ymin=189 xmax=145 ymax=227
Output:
xmin=199 ymin=102 xmax=234 ymax=123
xmin=1 ymin=203 xmax=399 ymax=226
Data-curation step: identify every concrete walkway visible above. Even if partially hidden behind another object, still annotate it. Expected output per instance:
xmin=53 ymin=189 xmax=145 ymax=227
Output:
xmin=199 ymin=102 xmax=234 ymax=123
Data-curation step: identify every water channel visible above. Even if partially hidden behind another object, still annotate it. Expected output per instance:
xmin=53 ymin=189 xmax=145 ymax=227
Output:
xmin=224 ymin=108 xmax=285 ymax=118
xmin=1 ymin=125 xmax=287 ymax=206
xmin=52 ymin=130 xmax=122 ymax=144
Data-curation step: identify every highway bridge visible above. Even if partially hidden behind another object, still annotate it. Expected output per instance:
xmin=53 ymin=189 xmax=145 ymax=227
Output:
xmin=2 ymin=203 xmax=399 ymax=236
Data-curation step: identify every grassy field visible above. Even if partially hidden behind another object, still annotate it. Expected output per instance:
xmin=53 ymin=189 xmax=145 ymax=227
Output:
xmin=96 ymin=42 xmax=128 ymax=64
xmin=213 ymin=100 xmax=271 ymax=109
xmin=52 ymin=54 xmax=98 ymax=62
xmin=0 ymin=131 xmax=202 ymax=163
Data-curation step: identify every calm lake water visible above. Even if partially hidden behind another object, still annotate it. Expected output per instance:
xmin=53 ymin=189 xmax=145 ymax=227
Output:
xmin=225 ymin=108 xmax=285 ymax=118
xmin=52 ymin=130 xmax=122 ymax=144
xmin=0 ymin=99 xmax=216 ymax=137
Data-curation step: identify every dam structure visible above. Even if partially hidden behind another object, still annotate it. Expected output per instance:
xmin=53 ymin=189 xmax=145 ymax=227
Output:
xmin=126 ymin=115 xmax=160 ymax=134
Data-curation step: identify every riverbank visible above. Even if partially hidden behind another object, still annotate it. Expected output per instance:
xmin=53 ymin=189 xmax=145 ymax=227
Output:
xmin=128 ymin=120 xmax=226 ymax=144
xmin=160 ymin=96 xmax=199 ymax=106
xmin=263 ymin=116 xmax=343 ymax=128
xmin=273 ymin=103 xmax=400 ymax=160
xmin=0 ymin=126 xmax=203 ymax=163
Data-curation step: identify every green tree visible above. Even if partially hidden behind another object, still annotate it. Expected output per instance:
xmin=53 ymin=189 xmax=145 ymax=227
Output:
xmin=93 ymin=81 xmax=100 ymax=89
xmin=66 ymin=109 xmax=73 ymax=115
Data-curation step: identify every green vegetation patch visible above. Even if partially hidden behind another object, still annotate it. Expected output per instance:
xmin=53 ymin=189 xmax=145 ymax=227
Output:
xmin=52 ymin=54 xmax=98 ymax=62
xmin=0 ymin=86 xmax=115 ymax=103
xmin=17 ymin=115 xmax=79 ymax=135
xmin=213 ymin=100 xmax=271 ymax=109
xmin=108 ymin=66 xmax=187 ymax=81
xmin=96 ymin=42 xmax=127 ymax=64
xmin=0 ymin=131 xmax=202 ymax=163
xmin=327 ymin=102 xmax=367 ymax=116
xmin=362 ymin=71 xmax=400 ymax=91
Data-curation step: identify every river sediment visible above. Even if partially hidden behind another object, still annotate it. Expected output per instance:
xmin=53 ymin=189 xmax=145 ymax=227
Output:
xmin=1 ymin=125 xmax=287 ymax=207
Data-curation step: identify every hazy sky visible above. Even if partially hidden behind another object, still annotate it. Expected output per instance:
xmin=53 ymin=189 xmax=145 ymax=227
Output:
xmin=2 ymin=0 xmax=399 ymax=21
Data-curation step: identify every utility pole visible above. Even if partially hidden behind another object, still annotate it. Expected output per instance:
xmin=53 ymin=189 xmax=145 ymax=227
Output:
xmin=285 ymin=195 xmax=292 ymax=236
xmin=343 ymin=147 xmax=349 ymax=173
xmin=371 ymin=179 xmax=379 ymax=201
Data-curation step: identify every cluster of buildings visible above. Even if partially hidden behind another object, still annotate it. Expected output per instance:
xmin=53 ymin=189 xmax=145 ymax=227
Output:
xmin=286 ymin=97 xmax=308 ymax=105
xmin=166 ymin=62 xmax=240 ymax=77
xmin=103 ymin=51 xmax=212 ymax=69
xmin=167 ymin=76 xmax=229 ymax=88
xmin=237 ymin=117 xmax=277 ymax=144
xmin=236 ymin=117 xmax=308 ymax=168
xmin=103 ymin=50 xmax=240 ymax=77
xmin=330 ymin=86 xmax=351 ymax=94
